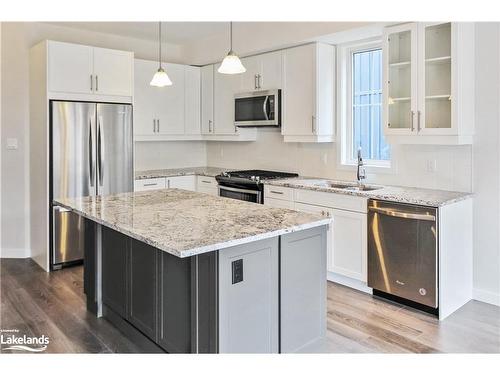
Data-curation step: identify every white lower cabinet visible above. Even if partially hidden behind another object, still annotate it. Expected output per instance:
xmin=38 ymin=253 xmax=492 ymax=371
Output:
xmin=196 ymin=176 xmax=219 ymax=196
xmin=264 ymin=186 xmax=369 ymax=292
xmin=134 ymin=176 xmax=197 ymax=192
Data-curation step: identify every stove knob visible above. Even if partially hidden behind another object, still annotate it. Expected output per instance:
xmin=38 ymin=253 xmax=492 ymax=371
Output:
xmin=250 ymin=175 xmax=256 ymax=181
xmin=221 ymin=171 xmax=229 ymax=177
xmin=419 ymin=288 xmax=427 ymax=296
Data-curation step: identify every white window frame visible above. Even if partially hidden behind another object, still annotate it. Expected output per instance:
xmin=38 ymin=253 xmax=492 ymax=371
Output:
xmin=337 ymin=38 xmax=396 ymax=174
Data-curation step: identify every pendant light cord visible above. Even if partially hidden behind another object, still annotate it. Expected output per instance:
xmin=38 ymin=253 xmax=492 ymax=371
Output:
xmin=158 ymin=21 xmax=162 ymax=69
xmin=230 ymin=21 xmax=233 ymax=52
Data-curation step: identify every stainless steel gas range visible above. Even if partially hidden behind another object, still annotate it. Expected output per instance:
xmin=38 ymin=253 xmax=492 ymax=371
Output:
xmin=215 ymin=170 xmax=298 ymax=204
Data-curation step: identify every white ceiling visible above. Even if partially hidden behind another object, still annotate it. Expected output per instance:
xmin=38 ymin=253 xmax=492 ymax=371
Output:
xmin=48 ymin=22 xmax=230 ymax=44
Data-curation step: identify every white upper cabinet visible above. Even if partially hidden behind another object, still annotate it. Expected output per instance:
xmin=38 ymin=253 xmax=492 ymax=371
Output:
xmin=281 ymin=43 xmax=336 ymax=142
xmin=134 ymin=59 xmax=158 ymax=136
xmin=383 ymin=22 xmax=474 ymax=144
xmin=156 ymin=63 xmax=185 ymax=135
xmin=201 ymin=64 xmax=214 ymax=135
xmin=47 ymin=41 xmax=133 ymax=98
xmin=48 ymin=41 xmax=93 ymax=94
xmin=240 ymin=51 xmax=283 ymax=91
xmin=214 ymin=63 xmax=240 ymax=135
xmin=185 ymin=66 xmax=201 ymax=135
xmin=93 ymin=47 xmax=133 ymax=97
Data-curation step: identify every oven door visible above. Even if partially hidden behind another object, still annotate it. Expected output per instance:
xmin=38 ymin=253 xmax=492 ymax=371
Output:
xmin=218 ymin=185 xmax=262 ymax=204
xmin=235 ymin=90 xmax=280 ymax=127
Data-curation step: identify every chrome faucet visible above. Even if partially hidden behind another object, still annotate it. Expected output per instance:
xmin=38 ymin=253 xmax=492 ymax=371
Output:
xmin=356 ymin=148 xmax=366 ymax=188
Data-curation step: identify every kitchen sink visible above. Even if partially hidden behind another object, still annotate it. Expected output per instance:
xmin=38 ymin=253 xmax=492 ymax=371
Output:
xmin=312 ymin=181 xmax=382 ymax=192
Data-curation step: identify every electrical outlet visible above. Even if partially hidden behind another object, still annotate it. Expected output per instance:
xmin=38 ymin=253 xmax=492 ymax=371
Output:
xmin=426 ymin=160 xmax=437 ymax=173
xmin=6 ymin=138 xmax=18 ymax=150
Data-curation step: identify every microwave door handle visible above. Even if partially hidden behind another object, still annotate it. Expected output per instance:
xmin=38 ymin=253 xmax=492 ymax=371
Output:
xmin=262 ymin=96 xmax=269 ymax=120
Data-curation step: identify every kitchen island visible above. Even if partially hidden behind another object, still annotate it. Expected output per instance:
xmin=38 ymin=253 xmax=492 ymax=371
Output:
xmin=54 ymin=189 xmax=330 ymax=353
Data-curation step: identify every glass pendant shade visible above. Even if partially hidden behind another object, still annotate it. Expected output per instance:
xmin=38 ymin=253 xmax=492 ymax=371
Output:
xmin=218 ymin=51 xmax=246 ymax=74
xmin=150 ymin=67 xmax=172 ymax=87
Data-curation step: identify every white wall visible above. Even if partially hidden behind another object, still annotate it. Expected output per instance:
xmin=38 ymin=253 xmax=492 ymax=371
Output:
xmin=134 ymin=141 xmax=207 ymax=171
xmin=206 ymin=130 xmax=472 ymax=192
xmin=0 ymin=22 xmax=190 ymax=258
xmin=472 ymin=23 xmax=500 ymax=305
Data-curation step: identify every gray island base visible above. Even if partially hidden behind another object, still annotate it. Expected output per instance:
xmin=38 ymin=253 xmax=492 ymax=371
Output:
xmin=56 ymin=189 xmax=330 ymax=353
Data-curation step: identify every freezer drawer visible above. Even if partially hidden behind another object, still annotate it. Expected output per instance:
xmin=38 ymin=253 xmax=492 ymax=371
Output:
xmin=53 ymin=206 xmax=85 ymax=265
xmin=367 ymin=200 xmax=438 ymax=308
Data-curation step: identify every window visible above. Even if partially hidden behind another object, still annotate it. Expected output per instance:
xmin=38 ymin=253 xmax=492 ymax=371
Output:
xmin=339 ymin=40 xmax=391 ymax=169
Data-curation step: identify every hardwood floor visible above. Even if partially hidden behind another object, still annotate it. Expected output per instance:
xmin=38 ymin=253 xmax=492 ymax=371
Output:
xmin=1 ymin=259 xmax=499 ymax=353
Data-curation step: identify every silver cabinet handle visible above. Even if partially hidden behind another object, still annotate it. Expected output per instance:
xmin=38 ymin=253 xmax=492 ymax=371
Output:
xmin=153 ymin=119 xmax=156 ymax=133
xmin=208 ymin=120 xmax=213 ymax=133
xmin=95 ymin=75 xmax=99 ymax=92
xmin=370 ymin=206 xmax=436 ymax=221
xmin=90 ymin=74 xmax=93 ymax=91
xmin=167 ymin=179 xmax=171 ymax=188
xmin=201 ymin=180 xmax=212 ymax=184
xmin=157 ymin=119 xmax=160 ymax=133
xmin=143 ymin=183 xmax=158 ymax=187
xmin=417 ymin=110 xmax=421 ymax=132
xmin=269 ymin=190 xmax=284 ymax=195
xmin=258 ymin=74 xmax=262 ymax=89
xmin=254 ymin=74 xmax=258 ymax=90
xmin=312 ymin=115 xmax=316 ymax=134
xmin=410 ymin=110 xmax=415 ymax=131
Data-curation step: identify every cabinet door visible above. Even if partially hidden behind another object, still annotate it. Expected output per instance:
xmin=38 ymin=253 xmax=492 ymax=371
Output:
xmin=128 ymin=239 xmax=158 ymax=341
xmin=156 ymin=63 xmax=185 ymax=135
xmin=158 ymin=252 xmax=193 ymax=353
xmin=330 ymin=208 xmax=367 ymax=282
xmin=264 ymin=197 xmax=295 ymax=210
xmin=166 ymin=175 xmax=196 ymax=191
xmin=383 ymin=23 xmax=418 ymax=135
xmin=134 ymin=177 xmax=166 ymax=191
xmin=134 ymin=59 xmax=158 ymax=136
xmin=102 ymin=227 xmax=128 ymax=317
xmin=214 ymin=63 xmax=240 ymax=135
xmin=185 ymin=66 xmax=201 ymax=135
xmin=259 ymin=51 xmax=283 ymax=90
xmin=282 ymin=44 xmax=315 ymax=136
xmin=93 ymin=47 xmax=133 ymax=97
xmin=239 ymin=55 xmax=260 ymax=91
xmin=48 ymin=41 xmax=93 ymax=94
xmin=418 ymin=22 xmax=455 ymax=135
xmin=201 ymin=65 xmax=214 ymax=134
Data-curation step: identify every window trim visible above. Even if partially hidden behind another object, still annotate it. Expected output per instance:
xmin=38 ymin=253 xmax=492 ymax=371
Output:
xmin=337 ymin=38 xmax=396 ymax=174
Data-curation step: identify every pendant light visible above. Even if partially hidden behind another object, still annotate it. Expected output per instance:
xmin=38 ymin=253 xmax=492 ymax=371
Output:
xmin=218 ymin=22 xmax=246 ymax=75
xmin=150 ymin=21 xmax=172 ymax=87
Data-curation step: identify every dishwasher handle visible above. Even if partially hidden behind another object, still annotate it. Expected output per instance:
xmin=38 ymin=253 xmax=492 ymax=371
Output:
xmin=369 ymin=206 xmax=436 ymax=222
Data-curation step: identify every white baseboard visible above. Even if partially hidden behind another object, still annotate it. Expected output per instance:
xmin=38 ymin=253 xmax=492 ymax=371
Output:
xmin=327 ymin=271 xmax=373 ymax=294
xmin=0 ymin=248 xmax=31 ymax=258
xmin=473 ymin=288 xmax=500 ymax=306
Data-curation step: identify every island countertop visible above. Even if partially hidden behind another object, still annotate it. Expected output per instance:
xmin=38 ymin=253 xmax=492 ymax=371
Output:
xmin=54 ymin=189 xmax=331 ymax=258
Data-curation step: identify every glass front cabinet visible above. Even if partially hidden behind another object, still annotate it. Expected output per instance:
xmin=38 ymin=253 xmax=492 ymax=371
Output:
xmin=383 ymin=22 xmax=475 ymax=144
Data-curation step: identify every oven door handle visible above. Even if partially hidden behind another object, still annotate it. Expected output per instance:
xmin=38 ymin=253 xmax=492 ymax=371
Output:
xmin=262 ymin=96 xmax=269 ymax=121
xmin=218 ymin=185 xmax=261 ymax=195
xmin=369 ymin=206 xmax=436 ymax=221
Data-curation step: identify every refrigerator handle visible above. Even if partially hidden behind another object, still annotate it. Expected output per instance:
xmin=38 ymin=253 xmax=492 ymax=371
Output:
xmin=97 ymin=116 xmax=104 ymax=187
xmin=89 ymin=118 xmax=95 ymax=187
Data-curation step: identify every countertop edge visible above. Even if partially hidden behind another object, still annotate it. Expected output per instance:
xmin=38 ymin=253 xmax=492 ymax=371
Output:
xmin=55 ymin=199 xmax=331 ymax=258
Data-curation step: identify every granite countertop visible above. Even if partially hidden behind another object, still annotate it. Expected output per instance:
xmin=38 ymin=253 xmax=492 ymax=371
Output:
xmin=54 ymin=189 xmax=331 ymax=258
xmin=135 ymin=166 xmax=228 ymax=180
xmin=264 ymin=178 xmax=472 ymax=207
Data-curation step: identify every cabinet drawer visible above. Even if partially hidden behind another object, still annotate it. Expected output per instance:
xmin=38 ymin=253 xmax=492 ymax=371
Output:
xmin=197 ymin=176 xmax=217 ymax=187
xmin=264 ymin=197 xmax=295 ymax=210
xmin=294 ymin=189 xmax=368 ymax=213
xmin=134 ymin=177 xmax=166 ymax=191
xmin=264 ymin=185 xmax=294 ymax=201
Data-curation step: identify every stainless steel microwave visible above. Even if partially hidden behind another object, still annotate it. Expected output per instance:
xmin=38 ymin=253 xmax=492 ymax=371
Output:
xmin=234 ymin=89 xmax=281 ymax=127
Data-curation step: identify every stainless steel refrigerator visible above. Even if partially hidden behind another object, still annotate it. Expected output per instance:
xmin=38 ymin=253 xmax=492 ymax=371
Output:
xmin=51 ymin=101 xmax=133 ymax=269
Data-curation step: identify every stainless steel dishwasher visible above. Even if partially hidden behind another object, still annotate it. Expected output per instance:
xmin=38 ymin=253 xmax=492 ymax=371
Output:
xmin=367 ymin=199 xmax=438 ymax=313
